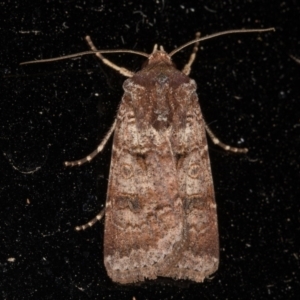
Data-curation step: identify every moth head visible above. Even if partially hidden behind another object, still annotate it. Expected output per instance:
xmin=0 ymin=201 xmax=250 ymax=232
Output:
xmin=146 ymin=44 xmax=173 ymax=66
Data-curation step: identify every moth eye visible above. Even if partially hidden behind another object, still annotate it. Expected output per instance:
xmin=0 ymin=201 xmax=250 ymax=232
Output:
xmin=121 ymin=163 xmax=134 ymax=179
xmin=188 ymin=163 xmax=201 ymax=179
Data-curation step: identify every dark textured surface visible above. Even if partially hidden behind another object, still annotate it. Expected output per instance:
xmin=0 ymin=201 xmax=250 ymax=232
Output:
xmin=1 ymin=0 xmax=299 ymax=299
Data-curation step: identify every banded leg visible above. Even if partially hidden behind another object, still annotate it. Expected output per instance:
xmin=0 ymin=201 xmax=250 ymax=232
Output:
xmin=85 ymin=36 xmax=134 ymax=77
xmin=290 ymin=55 xmax=300 ymax=64
xmin=68 ymin=37 xmax=129 ymax=230
xmin=64 ymin=119 xmax=116 ymax=167
xmin=75 ymin=208 xmax=106 ymax=231
xmin=182 ymin=32 xmax=201 ymax=75
xmin=205 ymin=124 xmax=248 ymax=153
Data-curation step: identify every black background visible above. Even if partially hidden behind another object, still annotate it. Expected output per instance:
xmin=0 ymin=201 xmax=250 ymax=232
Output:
xmin=1 ymin=0 xmax=299 ymax=299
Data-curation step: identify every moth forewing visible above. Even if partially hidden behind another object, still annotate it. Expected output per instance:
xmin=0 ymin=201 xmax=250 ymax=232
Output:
xmin=102 ymin=50 xmax=219 ymax=283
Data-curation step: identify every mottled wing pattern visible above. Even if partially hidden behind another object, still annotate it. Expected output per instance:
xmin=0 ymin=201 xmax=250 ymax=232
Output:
xmin=104 ymin=56 xmax=218 ymax=284
xmin=166 ymin=83 xmax=219 ymax=282
xmin=103 ymin=86 xmax=185 ymax=284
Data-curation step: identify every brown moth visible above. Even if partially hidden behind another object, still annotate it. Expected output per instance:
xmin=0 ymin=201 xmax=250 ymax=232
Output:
xmin=21 ymin=28 xmax=274 ymax=284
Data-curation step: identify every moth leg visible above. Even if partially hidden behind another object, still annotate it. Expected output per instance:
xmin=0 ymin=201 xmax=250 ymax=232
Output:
xmin=85 ymin=36 xmax=134 ymax=78
xmin=205 ymin=124 xmax=248 ymax=153
xmin=182 ymin=32 xmax=201 ymax=75
xmin=290 ymin=54 xmax=300 ymax=64
xmin=64 ymin=119 xmax=116 ymax=167
xmin=75 ymin=208 xmax=105 ymax=231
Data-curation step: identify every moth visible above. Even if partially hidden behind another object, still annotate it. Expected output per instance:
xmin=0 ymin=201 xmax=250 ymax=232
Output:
xmin=21 ymin=28 xmax=274 ymax=284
